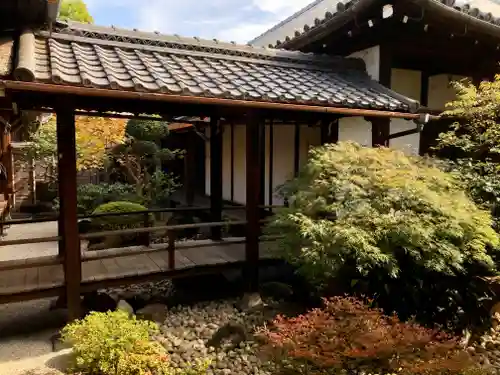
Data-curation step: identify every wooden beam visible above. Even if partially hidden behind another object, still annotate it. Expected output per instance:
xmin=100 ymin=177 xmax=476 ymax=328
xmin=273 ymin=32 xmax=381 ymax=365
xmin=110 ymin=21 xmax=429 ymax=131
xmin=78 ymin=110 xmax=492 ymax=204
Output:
xmin=210 ymin=116 xmax=222 ymax=240
xmin=294 ymin=123 xmax=300 ymax=176
xmin=370 ymin=117 xmax=390 ymax=147
xmin=184 ymin=131 xmax=196 ymax=206
xmin=320 ymin=117 xmax=339 ymax=144
xmin=245 ymin=111 xmax=261 ymax=292
xmin=259 ymin=121 xmax=266 ymax=206
xmin=230 ymin=123 xmax=234 ymax=202
xmin=56 ymin=106 xmax=81 ymax=321
xmin=268 ymin=120 xmax=274 ymax=207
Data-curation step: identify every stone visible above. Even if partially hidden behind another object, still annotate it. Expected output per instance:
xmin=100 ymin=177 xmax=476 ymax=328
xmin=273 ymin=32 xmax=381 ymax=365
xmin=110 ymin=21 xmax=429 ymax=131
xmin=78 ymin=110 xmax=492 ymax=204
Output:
xmin=259 ymin=282 xmax=294 ymax=301
xmin=82 ymin=291 xmax=117 ymax=313
xmin=116 ymin=299 xmax=135 ymax=315
xmin=237 ymin=293 xmax=263 ymax=312
xmin=207 ymin=322 xmax=248 ymax=349
xmin=136 ymin=303 xmax=169 ymax=323
xmin=492 ymin=302 xmax=500 ymax=329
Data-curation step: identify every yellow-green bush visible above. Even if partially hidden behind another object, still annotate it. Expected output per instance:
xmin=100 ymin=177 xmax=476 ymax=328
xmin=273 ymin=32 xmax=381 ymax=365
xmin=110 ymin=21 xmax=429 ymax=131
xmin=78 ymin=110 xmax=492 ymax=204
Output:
xmin=61 ymin=310 xmax=209 ymax=375
xmin=91 ymin=201 xmax=151 ymax=231
xmin=267 ymin=141 xmax=500 ymax=330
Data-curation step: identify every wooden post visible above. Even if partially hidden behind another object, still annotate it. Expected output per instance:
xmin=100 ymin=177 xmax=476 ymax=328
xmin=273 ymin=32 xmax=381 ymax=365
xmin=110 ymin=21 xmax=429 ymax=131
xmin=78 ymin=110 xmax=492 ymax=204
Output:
xmin=184 ymin=131 xmax=196 ymax=206
xmin=370 ymin=118 xmax=390 ymax=147
xmin=142 ymin=212 xmax=151 ymax=247
xmin=268 ymin=120 xmax=274 ymax=208
xmin=168 ymin=230 xmax=176 ymax=270
xmin=259 ymin=120 xmax=266 ymax=208
xmin=230 ymin=123 xmax=235 ymax=202
xmin=210 ymin=116 xmax=222 ymax=240
xmin=320 ymin=118 xmax=339 ymax=145
xmin=56 ymin=107 xmax=81 ymax=321
xmin=245 ymin=111 xmax=261 ymax=292
xmin=293 ymin=123 xmax=300 ymax=176
xmin=1 ymin=126 xmax=13 ymax=212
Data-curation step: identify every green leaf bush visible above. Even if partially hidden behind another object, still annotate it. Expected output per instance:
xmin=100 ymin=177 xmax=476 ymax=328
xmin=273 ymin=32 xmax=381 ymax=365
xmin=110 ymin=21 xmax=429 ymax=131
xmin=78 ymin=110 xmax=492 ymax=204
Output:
xmin=62 ymin=310 xmax=210 ymax=375
xmin=91 ymin=201 xmax=151 ymax=231
xmin=266 ymin=141 xmax=500 ymax=330
xmin=76 ymin=183 xmax=142 ymax=215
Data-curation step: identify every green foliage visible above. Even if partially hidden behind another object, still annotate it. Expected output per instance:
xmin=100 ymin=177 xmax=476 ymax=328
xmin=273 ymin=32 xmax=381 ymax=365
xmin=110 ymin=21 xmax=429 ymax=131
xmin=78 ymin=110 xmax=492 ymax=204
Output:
xmin=58 ymin=0 xmax=94 ymax=23
xmin=27 ymin=119 xmax=58 ymax=183
xmin=267 ymin=141 xmax=500 ymax=329
xmin=258 ymin=297 xmax=479 ymax=375
xmin=92 ymin=201 xmax=150 ymax=231
xmin=110 ymin=119 xmax=182 ymax=205
xmin=436 ymin=76 xmax=500 ymax=234
xmin=61 ymin=310 xmax=210 ymax=375
xmin=126 ymin=119 xmax=170 ymax=142
xmin=76 ymin=183 xmax=141 ymax=215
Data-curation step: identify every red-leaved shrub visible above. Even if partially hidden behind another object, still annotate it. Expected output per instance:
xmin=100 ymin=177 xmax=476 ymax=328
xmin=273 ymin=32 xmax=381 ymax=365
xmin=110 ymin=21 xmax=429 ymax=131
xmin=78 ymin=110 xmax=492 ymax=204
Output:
xmin=258 ymin=296 xmax=479 ymax=375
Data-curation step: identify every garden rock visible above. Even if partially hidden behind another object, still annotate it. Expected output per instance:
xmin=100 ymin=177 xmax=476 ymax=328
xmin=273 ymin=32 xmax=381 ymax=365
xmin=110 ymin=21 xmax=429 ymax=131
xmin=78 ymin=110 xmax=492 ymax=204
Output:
xmin=81 ymin=291 xmax=117 ymax=313
xmin=116 ymin=299 xmax=134 ymax=315
xmin=259 ymin=281 xmax=294 ymax=301
xmin=237 ymin=293 xmax=263 ymax=311
xmin=206 ymin=322 xmax=248 ymax=349
xmin=137 ymin=303 xmax=169 ymax=323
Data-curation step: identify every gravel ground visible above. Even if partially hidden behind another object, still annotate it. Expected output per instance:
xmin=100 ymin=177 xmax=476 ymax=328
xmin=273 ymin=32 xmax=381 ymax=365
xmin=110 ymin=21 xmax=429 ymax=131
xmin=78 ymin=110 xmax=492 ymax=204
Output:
xmin=153 ymin=298 xmax=297 ymax=375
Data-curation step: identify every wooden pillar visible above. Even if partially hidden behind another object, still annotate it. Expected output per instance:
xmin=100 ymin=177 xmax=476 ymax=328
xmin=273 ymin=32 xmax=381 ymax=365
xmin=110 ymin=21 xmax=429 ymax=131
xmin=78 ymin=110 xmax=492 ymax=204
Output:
xmin=230 ymin=123 xmax=235 ymax=202
xmin=184 ymin=131 xmax=196 ymax=206
xmin=371 ymin=44 xmax=392 ymax=148
xmin=56 ymin=107 xmax=81 ymax=321
xmin=268 ymin=120 xmax=274 ymax=207
xmin=418 ymin=72 xmax=430 ymax=155
xmin=245 ymin=112 xmax=261 ymax=292
xmin=293 ymin=123 xmax=300 ymax=176
xmin=259 ymin=120 xmax=266 ymax=207
xmin=1 ymin=125 xmax=13 ymax=206
xmin=210 ymin=116 xmax=222 ymax=240
xmin=320 ymin=118 xmax=339 ymax=145
xmin=370 ymin=118 xmax=390 ymax=147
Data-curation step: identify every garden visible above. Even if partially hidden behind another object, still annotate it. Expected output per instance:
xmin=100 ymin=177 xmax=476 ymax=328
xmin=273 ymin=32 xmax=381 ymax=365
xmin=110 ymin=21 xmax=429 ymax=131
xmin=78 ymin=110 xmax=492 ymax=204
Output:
xmin=19 ymin=76 xmax=500 ymax=375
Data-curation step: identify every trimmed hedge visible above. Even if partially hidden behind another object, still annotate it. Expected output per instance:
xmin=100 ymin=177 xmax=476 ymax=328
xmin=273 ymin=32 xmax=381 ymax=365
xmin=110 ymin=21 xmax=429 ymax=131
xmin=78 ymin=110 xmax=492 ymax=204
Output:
xmin=91 ymin=201 xmax=152 ymax=231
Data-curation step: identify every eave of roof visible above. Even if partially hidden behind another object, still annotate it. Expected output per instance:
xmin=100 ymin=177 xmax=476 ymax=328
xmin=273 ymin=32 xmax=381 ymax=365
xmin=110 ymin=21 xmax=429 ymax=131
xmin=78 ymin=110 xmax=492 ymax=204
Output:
xmin=251 ymin=0 xmax=500 ymax=49
xmin=2 ymin=22 xmax=424 ymax=116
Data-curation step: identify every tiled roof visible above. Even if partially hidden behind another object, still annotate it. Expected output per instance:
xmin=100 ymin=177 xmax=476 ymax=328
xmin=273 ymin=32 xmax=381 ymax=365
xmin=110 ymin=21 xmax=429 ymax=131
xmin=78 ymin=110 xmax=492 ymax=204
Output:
xmin=9 ymin=22 xmax=419 ymax=112
xmin=251 ymin=0 xmax=500 ymax=49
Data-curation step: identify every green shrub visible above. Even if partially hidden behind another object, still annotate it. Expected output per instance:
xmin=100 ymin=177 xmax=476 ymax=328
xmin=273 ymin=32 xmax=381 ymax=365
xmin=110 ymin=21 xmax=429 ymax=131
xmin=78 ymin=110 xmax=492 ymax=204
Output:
xmin=267 ymin=141 xmax=500 ymax=330
xmin=62 ymin=310 xmax=210 ymax=375
xmin=60 ymin=183 xmax=141 ymax=215
xmin=91 ymin=201 xmax=151 ymax=231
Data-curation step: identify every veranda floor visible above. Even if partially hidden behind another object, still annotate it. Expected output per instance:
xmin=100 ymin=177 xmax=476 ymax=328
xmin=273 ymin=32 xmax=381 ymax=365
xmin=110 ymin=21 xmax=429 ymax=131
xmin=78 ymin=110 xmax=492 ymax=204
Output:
xmin=0 ymin=240 xmax=275 ymax=301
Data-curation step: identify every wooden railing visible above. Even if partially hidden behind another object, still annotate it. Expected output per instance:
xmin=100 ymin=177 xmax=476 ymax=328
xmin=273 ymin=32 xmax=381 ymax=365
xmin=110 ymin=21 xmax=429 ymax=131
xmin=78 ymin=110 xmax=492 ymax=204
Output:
xmin=0 ymin=205 xmax=283 ymax=272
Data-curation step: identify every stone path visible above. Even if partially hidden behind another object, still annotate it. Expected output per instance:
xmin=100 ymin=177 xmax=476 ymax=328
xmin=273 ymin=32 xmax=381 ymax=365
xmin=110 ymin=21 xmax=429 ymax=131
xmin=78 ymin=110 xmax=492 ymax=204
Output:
xmin=0 ymin=221 xmax=59 ymax=262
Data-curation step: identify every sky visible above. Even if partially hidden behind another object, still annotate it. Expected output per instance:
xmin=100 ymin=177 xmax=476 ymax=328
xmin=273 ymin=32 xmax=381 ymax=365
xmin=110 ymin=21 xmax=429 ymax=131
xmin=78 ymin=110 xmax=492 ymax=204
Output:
xmin=84 ymin=0 xmax=314 ymax=44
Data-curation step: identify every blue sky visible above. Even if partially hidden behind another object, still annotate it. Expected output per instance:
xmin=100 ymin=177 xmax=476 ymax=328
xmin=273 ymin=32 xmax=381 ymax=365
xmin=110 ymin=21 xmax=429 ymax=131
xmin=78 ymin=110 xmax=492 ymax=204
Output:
xmin=84 ymin=0 xmax=313 ymax=44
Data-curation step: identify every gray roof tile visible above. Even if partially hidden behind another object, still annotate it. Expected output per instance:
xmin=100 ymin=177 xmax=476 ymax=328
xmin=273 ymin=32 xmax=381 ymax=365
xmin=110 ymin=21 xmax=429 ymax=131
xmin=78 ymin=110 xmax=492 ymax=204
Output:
xmin=11 ymin=22 xmax=419 ymax=112
xmin=251 ymin=0 xmax=500 ymax=49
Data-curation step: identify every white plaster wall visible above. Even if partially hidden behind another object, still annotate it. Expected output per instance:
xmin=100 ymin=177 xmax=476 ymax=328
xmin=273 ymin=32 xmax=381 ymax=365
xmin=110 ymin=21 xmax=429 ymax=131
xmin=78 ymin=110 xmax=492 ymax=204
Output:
xmin=348 ymin=45 xmax=380 ymax=81
xmin=390 ymin=68 xmax=421 ymax=155
xmin=428 ymin=74 xmax=465 ymax=110
xmin=206 ymin=123 xmax=321 ymax=206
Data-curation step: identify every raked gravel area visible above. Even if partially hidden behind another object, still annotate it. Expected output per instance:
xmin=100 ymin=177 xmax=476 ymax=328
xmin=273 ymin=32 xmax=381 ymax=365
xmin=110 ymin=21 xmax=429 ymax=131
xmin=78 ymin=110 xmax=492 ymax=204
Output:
xmin=153 ymin=299 xmax=281 ymax=375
